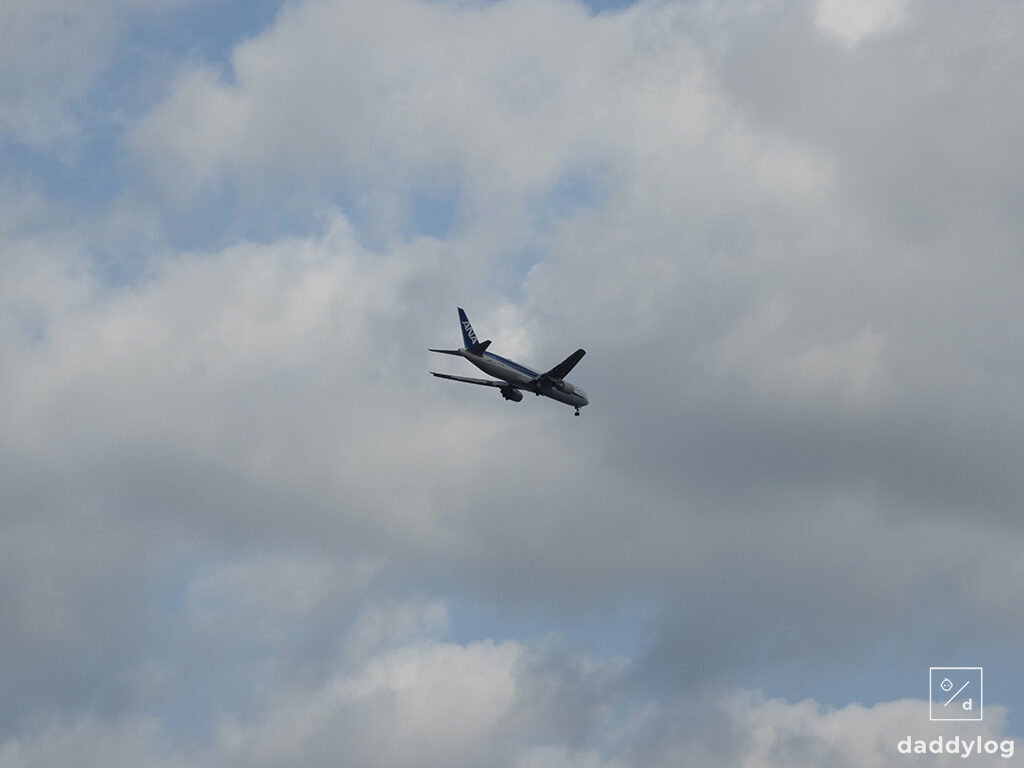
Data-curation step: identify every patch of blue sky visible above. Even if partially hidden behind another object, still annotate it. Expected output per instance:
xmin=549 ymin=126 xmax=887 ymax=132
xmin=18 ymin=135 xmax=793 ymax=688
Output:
xmin=440 ymin=0 xmax=642 ymax=13
xmin=495 ymin=165 xmax=606 ymax=291
xmin=400 ymin=184 xmax=462 ymax=241
xmin=499 ymin=243 xmax=545 ymax=296
xmin=147 ymin=173 xmax=414 ymax=258
xmin=2 ymin=1 xmax=290 ymax=295
xmin=12 ymin=308 xmax=48 ymax=344
xmin=482 ymin=164 xmax=609 ymax=297
xmin=0 ymin=124 xmax=125 ymax=209
xmin=123 ymin=0 xmax=284 ymax=79
xmin=581 ymin=0 xmax=643 ymax=12
xmin=535 ymin=163 xmax=609 ymax=229
xmin=448 ymin=592 xmax=657 ymax=661
xmin=2 ymin=2 xmax=283 ymax=192
xmin=152 ymin=177 xmax=327 ymax=254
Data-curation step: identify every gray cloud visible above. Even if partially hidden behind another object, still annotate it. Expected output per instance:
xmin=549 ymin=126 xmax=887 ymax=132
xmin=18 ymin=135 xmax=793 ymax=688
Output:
xmin=2 ymin=0 xmax=1024 ymax=763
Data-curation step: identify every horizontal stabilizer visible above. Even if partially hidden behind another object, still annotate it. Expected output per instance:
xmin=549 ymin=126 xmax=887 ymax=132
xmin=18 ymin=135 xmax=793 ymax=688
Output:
xmin=429 ymin=348 xmax=463 ymax=356
xmin=467 ymin=339 xmax=491 ymax=355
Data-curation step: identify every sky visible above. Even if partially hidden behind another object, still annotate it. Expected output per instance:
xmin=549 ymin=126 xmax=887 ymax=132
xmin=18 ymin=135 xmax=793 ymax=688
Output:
xmin=2 ymin=0 xmax=1023 ymax=765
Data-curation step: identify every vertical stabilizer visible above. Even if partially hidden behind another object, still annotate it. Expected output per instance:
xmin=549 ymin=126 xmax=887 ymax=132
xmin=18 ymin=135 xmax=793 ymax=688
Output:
xmin=458 ymin=307 xmax=479 ymax=349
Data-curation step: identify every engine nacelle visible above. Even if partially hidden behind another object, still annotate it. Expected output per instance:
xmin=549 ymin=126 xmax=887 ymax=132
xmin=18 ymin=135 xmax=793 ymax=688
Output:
xmin=500 ymin=386 xmax=523 ymax=402
xmin=553 ymin=380 xmax=573 ymax=394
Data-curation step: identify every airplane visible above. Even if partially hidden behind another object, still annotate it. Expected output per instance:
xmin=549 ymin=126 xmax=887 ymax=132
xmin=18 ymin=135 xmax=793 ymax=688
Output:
xmin=429 ymin=308 xmax=589 ymax=415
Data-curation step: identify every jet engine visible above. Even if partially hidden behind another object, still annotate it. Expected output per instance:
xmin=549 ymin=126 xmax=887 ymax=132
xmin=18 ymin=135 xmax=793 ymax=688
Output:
xmin=500 ymin=387 xmax=523 ymax=402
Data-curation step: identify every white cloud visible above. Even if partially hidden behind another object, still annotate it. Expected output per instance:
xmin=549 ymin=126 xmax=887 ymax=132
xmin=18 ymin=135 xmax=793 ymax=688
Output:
xmin=720 ymin=693 xmax=1015 ymax=767
xmin=128 ymin=0 xmax=716 ymax=239
xmin=814 ymin=0 xmax=910 ymax=47
xmin=2 ymin=646 xmax=1017 ymax=768
xmin=0 ymin=0 xmax=194 ymax=151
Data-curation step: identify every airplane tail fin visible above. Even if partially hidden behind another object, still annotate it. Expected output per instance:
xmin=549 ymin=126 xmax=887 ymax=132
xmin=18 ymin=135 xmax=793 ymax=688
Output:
xmin=430 ymin=308 xmax=489 ymax=356
xmin=458 ymin=307 xmax=480 ymax=349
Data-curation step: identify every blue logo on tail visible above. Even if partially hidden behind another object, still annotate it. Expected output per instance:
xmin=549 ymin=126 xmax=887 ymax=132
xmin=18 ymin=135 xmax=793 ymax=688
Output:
xmin=458 ymin=307 xmax=478 ymax=348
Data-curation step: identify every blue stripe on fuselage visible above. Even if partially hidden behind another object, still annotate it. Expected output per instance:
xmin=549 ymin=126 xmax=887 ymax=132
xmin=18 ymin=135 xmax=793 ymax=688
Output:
xmin=482 ymin=351 xmax=538 ymax=379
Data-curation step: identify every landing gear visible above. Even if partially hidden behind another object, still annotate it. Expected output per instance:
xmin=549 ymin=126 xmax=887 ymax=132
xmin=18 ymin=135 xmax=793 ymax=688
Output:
xmin=574 ymin=407 xmax=580 ymax=416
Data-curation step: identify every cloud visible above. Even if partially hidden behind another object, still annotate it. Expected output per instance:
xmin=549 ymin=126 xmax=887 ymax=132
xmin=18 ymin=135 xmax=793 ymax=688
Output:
xmin=814 ymin=0 xmax=909 ymax=47
xmin=128 ymin=0 xmax=716 ymax=241
xmin=716 ymin=694 xmax=1015 ymax=767
xmin=220 ymin=638 xmax=524 ymax=767
xmin=4 ymin=0 xmax=1024 ymax=762
xmin=0 ymin=715 xmax=188 ymax=768
xmin=0 ymin=0 xmax=195 ymax=152
xmin=2 ymin=627 xmax=1017 ymax=768
xmin=3 ymin=198 xmax=1021 ymax=754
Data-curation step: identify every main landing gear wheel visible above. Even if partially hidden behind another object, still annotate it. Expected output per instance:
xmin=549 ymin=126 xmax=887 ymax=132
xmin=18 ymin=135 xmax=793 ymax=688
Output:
xmin=574 ymin=408 xmax=580 ymax=416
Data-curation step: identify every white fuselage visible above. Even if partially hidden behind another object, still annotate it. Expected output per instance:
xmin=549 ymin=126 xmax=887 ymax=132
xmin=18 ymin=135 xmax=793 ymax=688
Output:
xmin=461 ymin=349 xmax=589 ymax=409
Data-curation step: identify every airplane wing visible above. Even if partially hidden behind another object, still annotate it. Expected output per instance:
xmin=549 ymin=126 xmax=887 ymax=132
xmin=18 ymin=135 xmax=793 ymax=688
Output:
xmin=430 ymin=372 xmax=520 ymax=389
xmin=542 ymin=348 xmax=586 ymax=381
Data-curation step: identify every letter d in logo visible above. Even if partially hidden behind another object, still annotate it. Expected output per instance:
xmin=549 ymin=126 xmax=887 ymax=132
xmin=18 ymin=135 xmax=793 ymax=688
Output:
xmin=963 ymin=698 xmax=973 ymax=711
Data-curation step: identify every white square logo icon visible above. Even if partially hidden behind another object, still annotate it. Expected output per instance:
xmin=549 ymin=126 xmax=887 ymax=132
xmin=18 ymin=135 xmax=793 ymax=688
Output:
xmin=930 ymin=667 xmax=983 ymax=721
